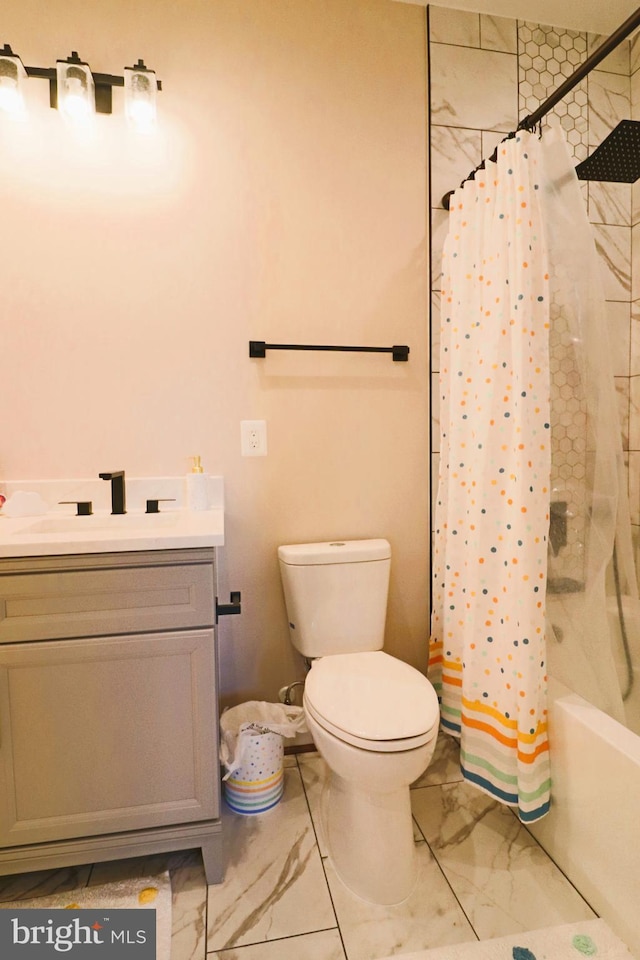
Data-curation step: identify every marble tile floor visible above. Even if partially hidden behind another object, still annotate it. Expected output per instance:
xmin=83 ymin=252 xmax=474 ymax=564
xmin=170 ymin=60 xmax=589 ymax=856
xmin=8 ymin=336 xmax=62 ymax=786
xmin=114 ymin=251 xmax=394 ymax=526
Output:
xmin=0 ymin=735 xmax=599 ymax=960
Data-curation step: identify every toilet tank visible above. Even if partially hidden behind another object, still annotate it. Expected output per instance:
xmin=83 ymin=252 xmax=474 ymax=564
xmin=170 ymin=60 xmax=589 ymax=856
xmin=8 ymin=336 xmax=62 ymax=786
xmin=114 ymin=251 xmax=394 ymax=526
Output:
xmin=278 ymin=539 xmax=391 ymax=658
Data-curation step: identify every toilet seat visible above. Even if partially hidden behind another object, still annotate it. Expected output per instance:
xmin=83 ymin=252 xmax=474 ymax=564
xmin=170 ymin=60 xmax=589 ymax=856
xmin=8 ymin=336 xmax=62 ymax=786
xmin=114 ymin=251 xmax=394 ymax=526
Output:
xmin=304 ymin=651 xmax=440 ymax=753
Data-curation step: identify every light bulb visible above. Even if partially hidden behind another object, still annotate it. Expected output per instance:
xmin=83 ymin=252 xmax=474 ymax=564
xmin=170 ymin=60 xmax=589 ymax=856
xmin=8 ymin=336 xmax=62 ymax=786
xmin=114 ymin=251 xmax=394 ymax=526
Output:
xmin=56 ymin=55 xmax=95 ymax=122
xmin=61 ymin=76 xmax=91 ymax=119
xmin=0 ymin=48 xmax=27 ymax=119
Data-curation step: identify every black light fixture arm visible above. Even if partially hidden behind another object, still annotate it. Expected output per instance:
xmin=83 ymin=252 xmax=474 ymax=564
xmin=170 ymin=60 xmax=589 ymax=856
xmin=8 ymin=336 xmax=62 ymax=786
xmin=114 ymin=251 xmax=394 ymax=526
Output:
xmin=249 ymin=340 xmax=410 ymax=362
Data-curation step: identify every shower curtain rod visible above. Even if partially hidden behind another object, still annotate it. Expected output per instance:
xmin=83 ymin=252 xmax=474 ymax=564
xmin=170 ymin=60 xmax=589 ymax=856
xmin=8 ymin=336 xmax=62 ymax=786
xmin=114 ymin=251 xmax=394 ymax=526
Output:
xmin=441 ymin=5 xmax=640 ymax=209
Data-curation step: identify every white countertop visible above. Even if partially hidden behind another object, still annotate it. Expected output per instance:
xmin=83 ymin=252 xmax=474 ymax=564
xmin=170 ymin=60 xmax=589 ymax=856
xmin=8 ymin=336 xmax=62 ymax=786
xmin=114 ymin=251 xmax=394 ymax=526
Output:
xmin=0 ymin=509 xmax=225 ymax=558
xmin=0 ymin=475 xmax=225 ymax=558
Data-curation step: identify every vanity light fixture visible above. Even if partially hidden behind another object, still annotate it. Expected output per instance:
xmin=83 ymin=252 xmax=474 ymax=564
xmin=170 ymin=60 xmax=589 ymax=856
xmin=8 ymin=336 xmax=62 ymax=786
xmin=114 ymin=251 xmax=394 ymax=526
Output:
xmin=0 ymin=44 xmax=27 ymax=118
xmin=0 ymin=43 xmax=162 ymax=123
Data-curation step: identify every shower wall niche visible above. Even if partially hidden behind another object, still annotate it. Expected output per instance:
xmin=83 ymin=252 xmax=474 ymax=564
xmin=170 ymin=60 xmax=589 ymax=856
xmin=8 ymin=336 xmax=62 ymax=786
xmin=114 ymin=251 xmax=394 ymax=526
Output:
xmin=429 ymin=4 xmax=640 ymax=582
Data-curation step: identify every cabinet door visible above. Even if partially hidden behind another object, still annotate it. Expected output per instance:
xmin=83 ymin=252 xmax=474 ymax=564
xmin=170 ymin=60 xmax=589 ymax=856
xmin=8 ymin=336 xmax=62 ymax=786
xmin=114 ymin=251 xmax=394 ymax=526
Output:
xmin=0 ymin=630 xmax=219 ymax=847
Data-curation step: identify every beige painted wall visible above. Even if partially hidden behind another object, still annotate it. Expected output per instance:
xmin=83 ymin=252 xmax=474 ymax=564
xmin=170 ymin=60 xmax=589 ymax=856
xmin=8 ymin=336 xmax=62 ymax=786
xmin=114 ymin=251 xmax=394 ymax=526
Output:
xmin=0 ymin=0 xmax=429 ymax=706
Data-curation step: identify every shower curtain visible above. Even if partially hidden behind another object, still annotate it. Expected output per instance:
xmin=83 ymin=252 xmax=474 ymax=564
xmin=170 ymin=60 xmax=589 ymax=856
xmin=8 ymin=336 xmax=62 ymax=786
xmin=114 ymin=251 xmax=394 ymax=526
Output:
xmin=431 ymin=122 xmax=636 ymax=820
xmin=430 ymin=128 xmax=554 ymax=822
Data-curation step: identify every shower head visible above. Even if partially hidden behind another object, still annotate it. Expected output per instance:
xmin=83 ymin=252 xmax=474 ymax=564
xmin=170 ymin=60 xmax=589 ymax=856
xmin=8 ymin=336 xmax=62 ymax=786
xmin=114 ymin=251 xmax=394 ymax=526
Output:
xmin=576 ymin=119 xmax=640 ymax=183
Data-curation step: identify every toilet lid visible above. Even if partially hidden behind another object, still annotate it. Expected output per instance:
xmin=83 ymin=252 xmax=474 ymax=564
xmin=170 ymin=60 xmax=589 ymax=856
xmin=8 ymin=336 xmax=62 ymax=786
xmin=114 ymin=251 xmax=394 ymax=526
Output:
xmin=304 ymin=651 xmax=440 ymax=751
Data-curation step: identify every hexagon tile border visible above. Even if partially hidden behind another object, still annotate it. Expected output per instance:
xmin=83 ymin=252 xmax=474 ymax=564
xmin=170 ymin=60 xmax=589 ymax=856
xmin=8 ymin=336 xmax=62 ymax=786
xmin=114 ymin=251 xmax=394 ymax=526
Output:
xmin=548 ymin=307 xmax=588 ymax=586
xmin=518 ymin=21 xmax=589 ymax=162
xmin=517 ymin=20 xmax=592 ymax=585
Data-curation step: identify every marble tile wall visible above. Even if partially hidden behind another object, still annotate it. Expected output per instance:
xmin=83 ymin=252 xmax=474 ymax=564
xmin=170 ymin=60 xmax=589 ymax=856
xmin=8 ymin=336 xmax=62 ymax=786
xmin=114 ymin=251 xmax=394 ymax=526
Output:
xmin=429 ymin=5 xmax=639 ymax=586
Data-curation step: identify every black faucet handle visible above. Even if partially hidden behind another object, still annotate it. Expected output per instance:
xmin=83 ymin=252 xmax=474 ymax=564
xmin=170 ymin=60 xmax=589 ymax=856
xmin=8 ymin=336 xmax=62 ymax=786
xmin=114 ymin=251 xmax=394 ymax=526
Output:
xmin=59 ymin=500 xmax=93 ymax=516
xmin=146 ymin=498 xmax=176 ymax=514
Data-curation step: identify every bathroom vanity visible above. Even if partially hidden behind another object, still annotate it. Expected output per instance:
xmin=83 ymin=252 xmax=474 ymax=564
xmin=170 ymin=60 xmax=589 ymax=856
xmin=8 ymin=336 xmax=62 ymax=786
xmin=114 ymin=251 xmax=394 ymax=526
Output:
xmin=0 ymin=491 xmax=226 ymax=883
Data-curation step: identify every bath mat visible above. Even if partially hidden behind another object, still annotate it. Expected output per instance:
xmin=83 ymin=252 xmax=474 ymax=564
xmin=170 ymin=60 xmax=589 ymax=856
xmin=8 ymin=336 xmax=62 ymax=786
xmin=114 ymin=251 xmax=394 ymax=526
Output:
xmin=376 ymin=919 xmax=635 ymax=960
xmin=0 ymin=871 xmax=172 ymax=960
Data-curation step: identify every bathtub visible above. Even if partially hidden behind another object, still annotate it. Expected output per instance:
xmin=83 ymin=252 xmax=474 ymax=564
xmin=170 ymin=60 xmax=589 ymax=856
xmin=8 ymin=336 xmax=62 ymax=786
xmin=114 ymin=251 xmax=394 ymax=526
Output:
xmin=529 ymin=675 xmax=640 ymax=951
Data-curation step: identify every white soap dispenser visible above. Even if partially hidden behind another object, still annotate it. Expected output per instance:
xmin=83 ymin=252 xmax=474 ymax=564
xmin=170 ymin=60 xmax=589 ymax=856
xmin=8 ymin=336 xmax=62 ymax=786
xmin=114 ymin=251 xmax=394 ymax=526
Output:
xmin=186 ymin=455 xmax=209 ymax=511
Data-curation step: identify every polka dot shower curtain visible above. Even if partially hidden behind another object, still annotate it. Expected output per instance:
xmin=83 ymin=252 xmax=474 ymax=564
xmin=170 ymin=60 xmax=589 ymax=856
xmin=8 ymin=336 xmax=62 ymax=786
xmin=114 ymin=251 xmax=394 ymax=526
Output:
xmin=430 ymin=128 xmax=553 ymax=822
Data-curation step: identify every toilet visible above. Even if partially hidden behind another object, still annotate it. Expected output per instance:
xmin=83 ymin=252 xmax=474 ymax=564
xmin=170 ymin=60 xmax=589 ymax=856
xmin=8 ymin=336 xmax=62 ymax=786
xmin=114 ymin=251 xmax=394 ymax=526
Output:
xmin=278 ymin=538 xmax=440 ymax=905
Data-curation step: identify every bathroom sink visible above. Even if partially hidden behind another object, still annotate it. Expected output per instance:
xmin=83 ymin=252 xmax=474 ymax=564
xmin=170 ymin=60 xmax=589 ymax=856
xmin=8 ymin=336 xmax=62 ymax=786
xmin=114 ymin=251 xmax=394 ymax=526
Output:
xmin=23 ymin=513 xmax=180 ymax=535
xmin=0 ymin=508 xmax=224 ymax=558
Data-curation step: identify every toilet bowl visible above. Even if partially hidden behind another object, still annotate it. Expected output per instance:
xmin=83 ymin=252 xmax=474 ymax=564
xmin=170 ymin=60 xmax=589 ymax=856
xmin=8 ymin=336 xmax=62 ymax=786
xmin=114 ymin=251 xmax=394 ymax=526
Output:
xmin=278 ymin=540 xmax=441 ymax=904
xmin=304 ymin=651 xmax=440 ymax=904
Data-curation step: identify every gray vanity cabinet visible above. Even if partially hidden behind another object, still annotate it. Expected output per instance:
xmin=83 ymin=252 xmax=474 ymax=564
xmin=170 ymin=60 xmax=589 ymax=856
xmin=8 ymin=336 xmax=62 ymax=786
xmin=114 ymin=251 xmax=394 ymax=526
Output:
xmin=0 ymin=547 xmax=223 ymax=883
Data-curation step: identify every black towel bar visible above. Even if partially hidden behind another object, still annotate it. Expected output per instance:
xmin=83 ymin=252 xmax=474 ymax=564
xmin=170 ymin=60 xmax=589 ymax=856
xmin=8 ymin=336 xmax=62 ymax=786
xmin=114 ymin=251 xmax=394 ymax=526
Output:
xmin=249 ymin=341 xmax=409 ymax=362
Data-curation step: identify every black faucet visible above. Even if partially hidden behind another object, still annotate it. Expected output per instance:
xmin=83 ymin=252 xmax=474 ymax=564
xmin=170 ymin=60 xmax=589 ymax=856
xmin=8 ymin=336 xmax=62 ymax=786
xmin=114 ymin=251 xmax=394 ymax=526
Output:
xmin=99 ymin=471 xmax=126 ymax=515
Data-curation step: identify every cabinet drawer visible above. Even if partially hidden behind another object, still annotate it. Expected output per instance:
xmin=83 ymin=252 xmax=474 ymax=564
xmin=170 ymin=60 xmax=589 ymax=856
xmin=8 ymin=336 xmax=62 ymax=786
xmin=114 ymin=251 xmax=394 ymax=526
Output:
xmin=0 ymin=562 xmax=215 ymax=643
